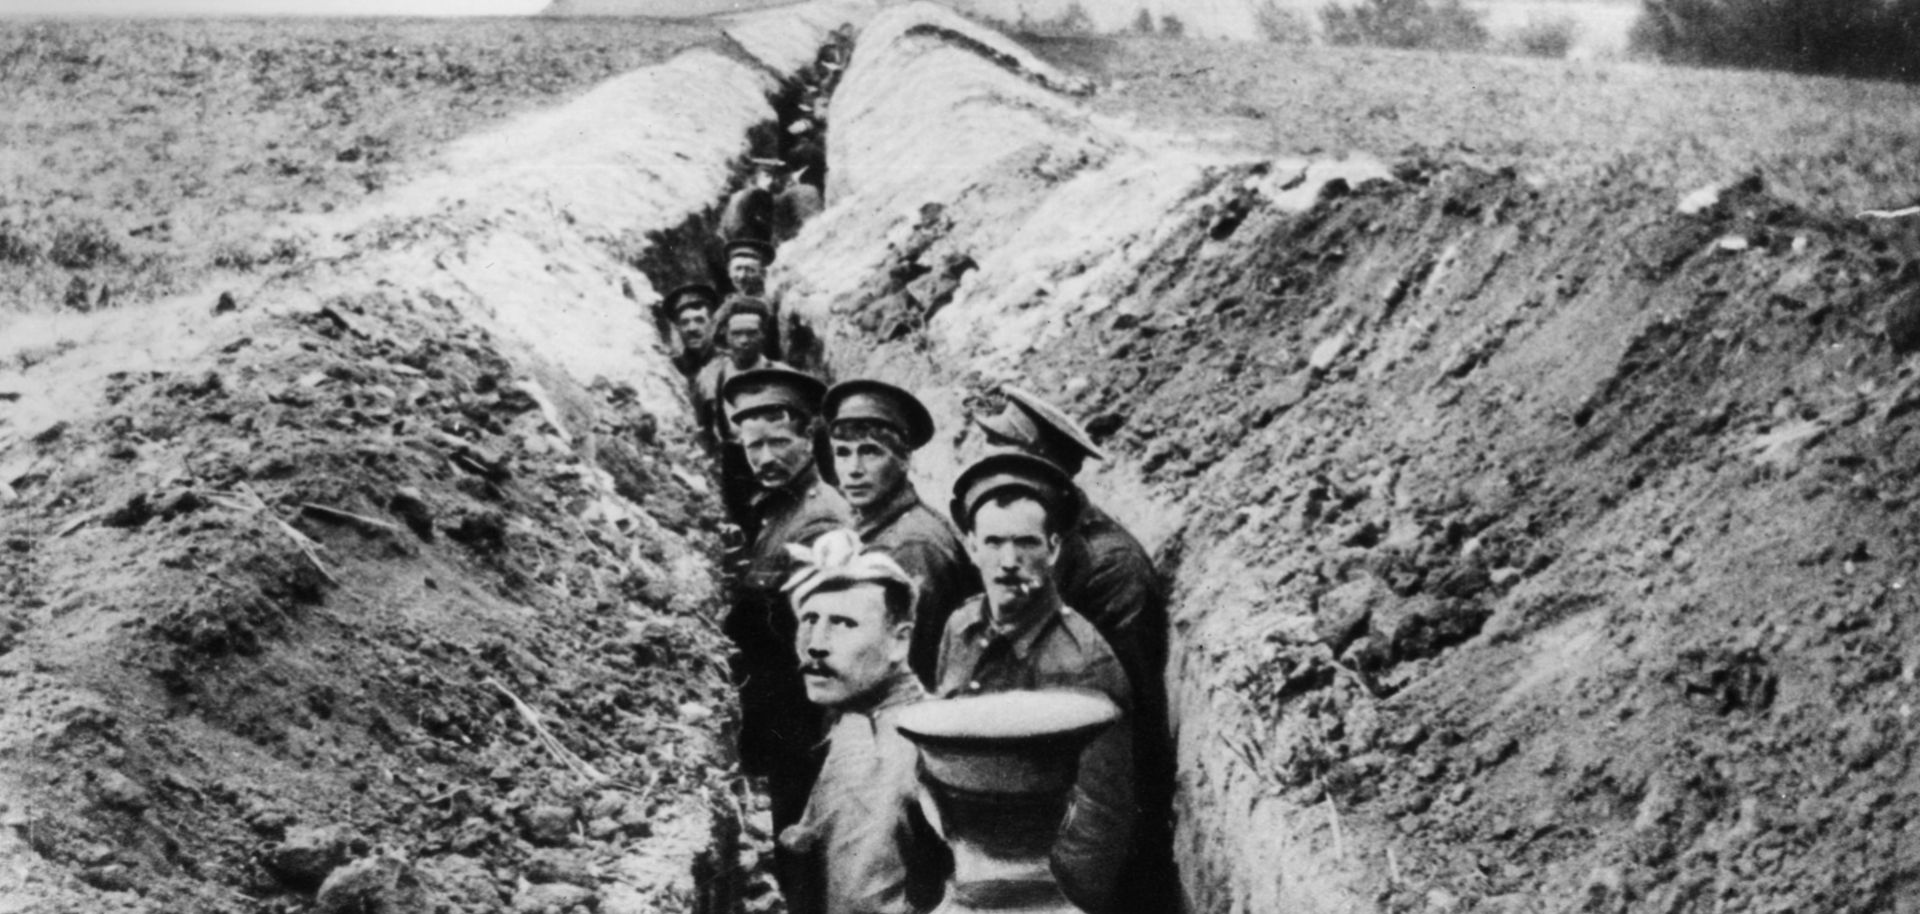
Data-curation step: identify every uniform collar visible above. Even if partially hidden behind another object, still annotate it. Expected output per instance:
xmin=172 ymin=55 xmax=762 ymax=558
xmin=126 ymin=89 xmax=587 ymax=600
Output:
xmin=854 ymin=482 xmax=922 ymax=536
xmin=962 ymin=589 xmax=1064 ymax=661
xmin=753 ymin=462 xmax=821 ymax=509
xmin=836 ymin=670 xmax=926 ymax=730
xmin=871 ymin=670 xmax=926 ymax=714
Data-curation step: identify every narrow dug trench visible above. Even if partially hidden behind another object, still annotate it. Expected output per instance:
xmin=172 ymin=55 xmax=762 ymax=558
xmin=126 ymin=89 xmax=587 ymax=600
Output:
xmin=0 ymin=5 xmax=872 ymax=913
xmin=774 ymin=5 xmax=1920 ymax=914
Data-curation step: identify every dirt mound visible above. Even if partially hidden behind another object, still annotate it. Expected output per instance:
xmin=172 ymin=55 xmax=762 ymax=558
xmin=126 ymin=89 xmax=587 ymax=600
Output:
xmin=773 ymin=6 xmax=1920 ymax=912
xmin=0 ymin=8 xmax=866 ymax=911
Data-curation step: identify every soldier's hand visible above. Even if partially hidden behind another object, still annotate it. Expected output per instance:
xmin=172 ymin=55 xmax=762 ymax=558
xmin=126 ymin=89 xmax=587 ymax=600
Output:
xmin=719 ymin=524 xmax=749 ymax=569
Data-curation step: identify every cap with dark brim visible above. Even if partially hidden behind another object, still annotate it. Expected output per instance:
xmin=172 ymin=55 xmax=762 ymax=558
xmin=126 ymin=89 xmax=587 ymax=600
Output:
xmin=896 ymin=690 xmax=1118 ymax=795
xmin=824 ymin=379 xmax=936 ymax=451
xmin=725 ymin=238 xmax=776 ymax=265
xmin=723 ymin=367 xmax=825 ymax=424
xmin=974 ymin=385 xmax=1109 ymax=469
xmin=665 ymin=283 xmax=719 ymax=315
xmin=948 ymin=452 xmax=1080 ymax=531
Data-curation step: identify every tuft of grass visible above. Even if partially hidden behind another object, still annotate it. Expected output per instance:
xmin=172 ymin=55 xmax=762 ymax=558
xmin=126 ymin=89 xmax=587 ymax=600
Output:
xmin=0 ymin=221 xmax=41 ymax=265
xmin=45 ymin=217 xmax=121 ymax=270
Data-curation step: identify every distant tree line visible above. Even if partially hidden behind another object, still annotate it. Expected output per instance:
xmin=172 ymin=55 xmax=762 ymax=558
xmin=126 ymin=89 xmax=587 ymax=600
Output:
xmin=1631 ymin=0 xmax=1920 ymax=82
xmin=1319 ymin=0 xmax=1489 ymax=51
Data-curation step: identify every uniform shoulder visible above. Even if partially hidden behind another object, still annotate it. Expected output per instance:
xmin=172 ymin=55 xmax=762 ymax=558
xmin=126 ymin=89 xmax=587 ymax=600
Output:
xmin=806 ymin=477 xmax=853 ymax=518
xmin=1052 ymin=606 xmax=1131 ymax=698
xmin=1057 ymin=606 xmax=1120 ymax=658
xmin=1082 ymin=504 xmax=1151 ymax=563
xmin=941 ymin=594 xmax=986 ymax=638
xmin=897 ymin=499 xmax=964 ymax=547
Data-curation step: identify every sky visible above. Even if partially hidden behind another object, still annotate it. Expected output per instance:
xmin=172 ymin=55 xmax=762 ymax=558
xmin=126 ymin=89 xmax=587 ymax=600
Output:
xmin=0 ymin=0 xmax=550 ymax=15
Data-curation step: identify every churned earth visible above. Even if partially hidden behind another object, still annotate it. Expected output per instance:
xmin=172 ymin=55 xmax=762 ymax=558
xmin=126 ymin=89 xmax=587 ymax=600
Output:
xmin=773 ymin=6 xmax=1920 ymax=913
xmin=6 ymin=3 xmax=1920 ymax=914
xmin=0 ymin=16 xmax=724 ymax=317
xmin=0 ymin=4 xmax=871 ymax=912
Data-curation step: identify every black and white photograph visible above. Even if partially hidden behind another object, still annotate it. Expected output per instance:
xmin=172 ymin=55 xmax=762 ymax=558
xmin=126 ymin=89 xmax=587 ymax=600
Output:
xmin=2 ymin=0 xmax=1918 ymax=912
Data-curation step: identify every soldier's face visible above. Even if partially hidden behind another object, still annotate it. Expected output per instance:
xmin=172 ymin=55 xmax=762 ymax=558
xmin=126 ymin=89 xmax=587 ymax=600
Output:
xmin=832 ymin=437 xmax=908 ymax=512
xmin=677 ymin=308 xmax=712 ymax=349
xmin=729 ymin=257 xmax=766 ymax=295
xmin=726 ymin=315 xmax=765 ymax=368
xmin=738 ymin=414 xmax=811 ymax=489
xmin=794 ymin=584 xmax=910 ymax=709
xmin=967 ymin=496 xmax=1059 ymax=618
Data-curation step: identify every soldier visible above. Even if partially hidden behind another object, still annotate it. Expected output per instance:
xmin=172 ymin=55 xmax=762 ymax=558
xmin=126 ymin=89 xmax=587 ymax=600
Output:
xmin=821 ymin=379 xmax=976 ymax=686
xmin=935 ymin=453 xmax=1135 ymax=914
xmin=693 ymin=299 xmax=790 ymax=535
xmin=709 ymin=240 xmax=781 ymax=364
xmin=895 ymin=691 xmax=1122 ymax=914
xmin=664 ymin=282 xmax=719 ymax=379
xmin=779 ymin=530 xmax=946 ymax=914
xmin=720 ymin=160 xmax=821 ymax=247
xmin=725 ymin=238 xmax=774 ymax=299
xmin=720 ymin=367 xmax=852 ymax=895
xmin=967 ymin=385 xmax=1178 ymax=913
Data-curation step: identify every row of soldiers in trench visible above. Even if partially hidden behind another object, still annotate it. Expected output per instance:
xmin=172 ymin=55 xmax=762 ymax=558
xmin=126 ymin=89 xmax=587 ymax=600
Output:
xmin=660 ymin=240 xmax=1175 ymax=913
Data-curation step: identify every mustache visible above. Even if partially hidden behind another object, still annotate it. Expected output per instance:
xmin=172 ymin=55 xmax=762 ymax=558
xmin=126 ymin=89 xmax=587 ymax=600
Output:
xmin=993 ymin=575 xmax=1036 ymax=597
xmin=799 ymin=661 xmax=836 ymax=678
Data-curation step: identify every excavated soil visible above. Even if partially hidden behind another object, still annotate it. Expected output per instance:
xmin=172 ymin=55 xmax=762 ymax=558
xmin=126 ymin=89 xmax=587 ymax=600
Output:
xmin=772 ymin=7 xmax=1920 ymax=913
xmin=0 ymin=4 xmax=872 ymax=912
xmin=7 ymin=5 xmax=1920 ymax=914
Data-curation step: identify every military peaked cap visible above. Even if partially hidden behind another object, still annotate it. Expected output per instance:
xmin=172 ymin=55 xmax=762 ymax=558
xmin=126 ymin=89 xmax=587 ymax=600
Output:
xmin=949 ymin=452 xmax=1080 ymax=531
xmin=723 ymin=367 xmax=825 ymax=424
xmin=725 ymin=238 xmax=776 ymax=265
xmin=896 ymin=690 xmax=1118 ymax=794
xmin=665 ymin=282 xmax=719 ymax=315
xmin=824 ymin=379 xmax=936 ymax=451
xmin=974 ymin=385 xmax=1108 ymax=476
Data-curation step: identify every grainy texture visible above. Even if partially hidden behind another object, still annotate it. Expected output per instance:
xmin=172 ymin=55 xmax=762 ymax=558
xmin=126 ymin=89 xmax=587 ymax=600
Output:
xmin=0 ymin=17 xmax=722 ymax=314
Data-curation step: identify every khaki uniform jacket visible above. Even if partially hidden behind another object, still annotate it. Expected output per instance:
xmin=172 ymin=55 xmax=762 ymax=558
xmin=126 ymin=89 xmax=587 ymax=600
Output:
xmin=855 ymin=485 xmax=978 ymax=686
xmin=1054 ymin=501 xmax=1176 ymax=909
xmin=725 ymin=464 xmax=852 ymax=775
xmin=933 ymin=594 xmax=1135 ymax=914
xmin=781 ymin=673 xmax=945 ymax=914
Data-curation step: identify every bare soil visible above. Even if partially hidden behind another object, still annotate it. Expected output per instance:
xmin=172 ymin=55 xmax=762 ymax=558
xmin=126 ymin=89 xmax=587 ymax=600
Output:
xmin=778 ymin=20 xmax=1920 ymax=913
xmin=0 ymin=13 xmax=821 ymax=914
xmin=0 ymin=17 xmax=725 ymax=315
xmin=1023 ymin=34 xmax=1920 ymax=219
xmin=0 ymin=279 xmax=744 ymax=912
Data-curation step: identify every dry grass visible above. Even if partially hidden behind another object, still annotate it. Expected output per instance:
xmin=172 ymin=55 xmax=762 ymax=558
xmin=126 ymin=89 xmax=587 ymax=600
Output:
xmin=0 ymin=16 xmax=724 ymax=315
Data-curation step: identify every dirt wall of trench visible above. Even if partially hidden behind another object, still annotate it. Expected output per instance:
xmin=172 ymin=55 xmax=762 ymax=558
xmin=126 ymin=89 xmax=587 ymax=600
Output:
xmin=0 ymin=6 xmax=869 ymax=912
xmin=774 ymin=6 xmax=1920 ymax=914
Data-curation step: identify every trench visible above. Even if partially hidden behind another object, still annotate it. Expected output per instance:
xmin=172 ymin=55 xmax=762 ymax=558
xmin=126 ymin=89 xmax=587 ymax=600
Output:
xmin=756 ymin=5 xmax=1920 ymax=914
xmin=7 ymin=4 xmax=1911 ymax=913
xmin=0 ymin=5 xmax=877 ymax=913
xmin=666 ymin=23 xmax=860 ymax=914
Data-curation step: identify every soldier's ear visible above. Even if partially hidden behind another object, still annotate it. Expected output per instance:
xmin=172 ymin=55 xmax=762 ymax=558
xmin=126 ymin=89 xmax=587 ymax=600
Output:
xmin=1045 ymin=532 xmax=1062 ymax=564
xmin=886 ymin=621 xmax=913 ymax=662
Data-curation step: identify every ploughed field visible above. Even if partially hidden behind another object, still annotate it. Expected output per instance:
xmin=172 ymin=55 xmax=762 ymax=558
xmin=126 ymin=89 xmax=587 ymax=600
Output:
xmin=1025 ymin=33 xmax=1920 ymax=221
xmin=0 ymin=17 xmax=724 ymax=316
xmin=6 ymin=9 xmax=1920 ymax=914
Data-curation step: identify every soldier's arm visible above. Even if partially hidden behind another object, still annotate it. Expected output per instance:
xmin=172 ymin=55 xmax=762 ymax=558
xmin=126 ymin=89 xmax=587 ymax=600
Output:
xmin=1081 ymin=548 xmax=1158 ymax=636
xmin=1053 ymin=654 xmax=1136 ymax=914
